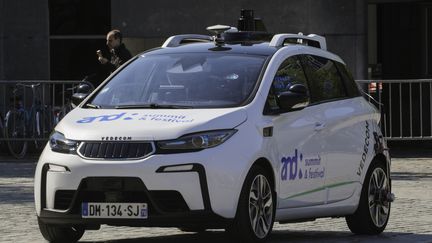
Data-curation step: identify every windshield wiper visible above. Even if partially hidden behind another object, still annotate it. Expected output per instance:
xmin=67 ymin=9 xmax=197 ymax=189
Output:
xmin=84 ymin=103 xmax=101 ymax=109
xmin=115 ymin=103 xmax=193 ymax=109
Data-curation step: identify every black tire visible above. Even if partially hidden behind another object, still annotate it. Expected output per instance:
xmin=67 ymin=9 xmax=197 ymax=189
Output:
xmin=346 ymin=160 xmax=391 ymax=234
xmin=226 ymin=165 xmax=275 ymax=243
xmin=4 ymin=110 xmax=28 ymax=159
xmin=38 ymin=218 xmax=85 ymax=243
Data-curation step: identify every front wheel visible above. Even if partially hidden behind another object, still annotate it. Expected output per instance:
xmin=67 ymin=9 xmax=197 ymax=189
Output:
xmin=38 ymin=218 xmax=85 ymax=243
xmin=346 ymin=161 xmax=391 ymax=234
xmin=226 ymin=165 xmax=275 ymax=243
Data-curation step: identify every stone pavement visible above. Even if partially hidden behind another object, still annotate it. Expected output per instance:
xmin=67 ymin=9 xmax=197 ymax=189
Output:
xmin=0 ymin=155 xmax=431 ymax=243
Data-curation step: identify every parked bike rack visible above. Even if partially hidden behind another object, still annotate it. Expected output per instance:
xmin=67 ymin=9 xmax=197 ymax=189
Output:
xmin=0 ymin=80 xmax=81 ymax=143
xmin=357 ymin=79 xmax=432 ymax=141
xmin=1 ymin=79 xmax=432 ymax=158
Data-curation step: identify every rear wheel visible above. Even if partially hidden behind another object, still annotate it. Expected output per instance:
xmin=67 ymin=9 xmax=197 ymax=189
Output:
xmin=38 ymin=218 xmax=85 ymax=243
xmin=226 ymin=165 xmax=275 ymax=243
xmin=4 ymin=110 xmax=27 ymax=159
xmin=346 ymin=161 xmax=391 ymax=234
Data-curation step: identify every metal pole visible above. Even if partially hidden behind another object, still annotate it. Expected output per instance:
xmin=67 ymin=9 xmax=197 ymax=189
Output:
xmin=409 ymin=82 xmax=412 ymax=137
xmin=420 ymin=83 xmax=423 ymax=138
xmin=378 ymin=82 xmax=382 ymax=115
xmin=389 ymin=83 xmax=392 ymax=138
xmin=62 ymin=84 xmax=65 ymax=107
xmin=399 ymin=83 xmax=402 ymax=138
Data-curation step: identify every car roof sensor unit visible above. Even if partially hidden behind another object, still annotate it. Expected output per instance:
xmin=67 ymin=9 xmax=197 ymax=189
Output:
xmin=223 ymin=9 xmax=272 ymax=43
xmin=237 ymin=9 xmax=267 ymax=32
xmin=206 ymin=25 xmax=237 ymax=46
xmin=269 ymin=33 xmax=327 ymax=50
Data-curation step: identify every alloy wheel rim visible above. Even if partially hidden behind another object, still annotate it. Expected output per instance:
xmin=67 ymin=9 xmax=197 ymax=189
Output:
xmin=249 ymin=174 xmax=273 ymax=239
xmin=368 ymin=167 xmax=390 ymax=227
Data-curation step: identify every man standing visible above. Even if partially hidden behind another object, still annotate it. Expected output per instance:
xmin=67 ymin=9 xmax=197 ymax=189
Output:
xmin=97 ymin=29 xmax=132 ymax=74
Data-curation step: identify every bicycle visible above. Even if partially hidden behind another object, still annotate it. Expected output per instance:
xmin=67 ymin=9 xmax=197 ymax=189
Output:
xmin=4 ymin=83 xmax=54 ymax=159
xmin=0 ymin=112 xmax=5 ymax=153
xmin=54 ymin=79 xmax=95 ymax=124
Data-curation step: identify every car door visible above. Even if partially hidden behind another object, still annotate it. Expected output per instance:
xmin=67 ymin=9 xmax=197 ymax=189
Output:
xmin=265 ymin=55 xmax=327 ymax=209
xmin=301 ymin=55 xmax=365 ymax=203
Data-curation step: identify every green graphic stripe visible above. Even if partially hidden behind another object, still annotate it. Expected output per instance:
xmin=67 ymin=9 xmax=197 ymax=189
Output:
xmin=283 ymin=181 xmax=358 ymax=200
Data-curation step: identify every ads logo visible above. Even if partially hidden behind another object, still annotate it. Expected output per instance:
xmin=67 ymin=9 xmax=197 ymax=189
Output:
xmin=76 ymin=112 xmax=194 ymax=124
xmin=281 ymin=149 xmax=325 ymax=181
xmin=281 ymin=149 xmax=302 ymax=181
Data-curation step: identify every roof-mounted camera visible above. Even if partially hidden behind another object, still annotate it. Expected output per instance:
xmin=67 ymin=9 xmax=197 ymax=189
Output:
xmin=237 ymin=9 xmax=267 ymax=32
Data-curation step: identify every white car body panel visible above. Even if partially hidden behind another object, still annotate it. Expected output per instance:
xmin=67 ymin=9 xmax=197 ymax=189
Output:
xmin=56 ymin=107 xmax=247 ymax=141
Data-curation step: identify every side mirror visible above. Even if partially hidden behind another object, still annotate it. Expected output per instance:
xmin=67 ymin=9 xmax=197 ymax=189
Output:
xmin=278 ymin=84 xmax=309 ymax=111
xmin=71 ymin=83 xmax=94 ymax=107
xmin=76 ymin=83 xmax=94 ymax=94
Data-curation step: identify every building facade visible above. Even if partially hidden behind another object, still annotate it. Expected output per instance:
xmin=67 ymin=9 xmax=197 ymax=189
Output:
xmin=1 ymin=0 xmax=431 ymax=137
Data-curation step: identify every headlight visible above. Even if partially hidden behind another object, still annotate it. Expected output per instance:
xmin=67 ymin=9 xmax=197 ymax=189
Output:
xmin=157 ymin=129 xmax=237 ymax=151
xmin=49 ymin=131 xmax=79 ymax=153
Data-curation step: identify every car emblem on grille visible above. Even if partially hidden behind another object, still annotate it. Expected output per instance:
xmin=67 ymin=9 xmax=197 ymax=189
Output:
xmin=101 ymin=136 xmax=132 ymax=141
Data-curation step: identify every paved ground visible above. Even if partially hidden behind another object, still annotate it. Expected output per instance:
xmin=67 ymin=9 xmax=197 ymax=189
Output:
xmin=0 ymin=154 xmax=431 ymax=243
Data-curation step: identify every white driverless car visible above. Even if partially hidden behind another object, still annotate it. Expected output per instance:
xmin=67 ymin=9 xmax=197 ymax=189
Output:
xmin=35 ymin=26 xmax=393 ymax=242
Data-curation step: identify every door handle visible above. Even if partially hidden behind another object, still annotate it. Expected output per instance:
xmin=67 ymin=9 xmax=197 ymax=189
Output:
xmin=314 ymin=122 xmax=326 ymax=131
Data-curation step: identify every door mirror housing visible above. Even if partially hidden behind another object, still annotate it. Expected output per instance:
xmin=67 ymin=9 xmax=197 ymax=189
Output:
xmin=278 ymin=84 xmax=309 ymax=111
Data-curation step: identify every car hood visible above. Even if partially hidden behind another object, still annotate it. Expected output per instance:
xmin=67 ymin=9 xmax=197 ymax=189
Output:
xmin=55 ymin=107 xmax=248 ymax=141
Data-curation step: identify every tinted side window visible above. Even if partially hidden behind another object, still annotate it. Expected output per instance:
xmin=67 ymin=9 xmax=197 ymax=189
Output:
xmin=335 ymin=62 xmax=361 ymax=97
xmin=301 ymin=55 xmax=347 ymax=103
xmin=265 ymin=56 xmax=309 ymax=112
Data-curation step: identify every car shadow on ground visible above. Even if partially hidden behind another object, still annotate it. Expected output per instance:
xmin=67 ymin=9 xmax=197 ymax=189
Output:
xmin=391 ymin=171 xmax=432 ymax=181
xmin=81 ymin=230 xmax=432 ymax=243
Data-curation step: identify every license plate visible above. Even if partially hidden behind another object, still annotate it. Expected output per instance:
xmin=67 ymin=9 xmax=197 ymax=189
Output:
xmin=82 ymin=202 xmax=148 ymax=219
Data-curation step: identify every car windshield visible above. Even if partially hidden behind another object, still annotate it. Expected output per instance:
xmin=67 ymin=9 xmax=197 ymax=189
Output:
xmin=89 ymin=53 xmax=266 ymax=108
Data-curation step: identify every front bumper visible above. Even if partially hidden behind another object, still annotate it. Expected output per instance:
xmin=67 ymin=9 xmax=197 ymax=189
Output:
xmin=39 ymin=210 xmax=230 ymax=228
xmin=36 ymin=160 xmax=231 ymax=227
xmin=34 ymin=135 xmax=259 ymax=227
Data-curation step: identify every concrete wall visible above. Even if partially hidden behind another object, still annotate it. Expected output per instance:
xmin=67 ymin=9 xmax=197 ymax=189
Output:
xmin=0 ymin=0 xmax=368 ymax=79
xmin=0 ymin=0 xmax=50 ymax=80
xmin=112 ymin=0 xmax=367 ymax=79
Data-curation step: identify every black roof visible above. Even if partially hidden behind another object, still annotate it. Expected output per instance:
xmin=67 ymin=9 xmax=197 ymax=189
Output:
xmin=142 ymin=42 xmax=278 ymax=57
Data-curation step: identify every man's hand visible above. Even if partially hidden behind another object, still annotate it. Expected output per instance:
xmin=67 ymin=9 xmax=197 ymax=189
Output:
xmin=98 ymin=56 xmax=109 ymax=64
xmin=97 ymin=50 xmax=109 ymax=64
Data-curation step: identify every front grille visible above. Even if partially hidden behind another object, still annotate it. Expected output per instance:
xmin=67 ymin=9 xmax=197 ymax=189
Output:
xmin=78 ymin=142 xmax=154 ymax=159
xmin=54 ymin=190 xmax=76 ymax=210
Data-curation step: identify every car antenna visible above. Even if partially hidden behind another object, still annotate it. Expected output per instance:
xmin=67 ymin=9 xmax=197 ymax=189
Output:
xmin=206 ymin=25 xmax=233 ymax=46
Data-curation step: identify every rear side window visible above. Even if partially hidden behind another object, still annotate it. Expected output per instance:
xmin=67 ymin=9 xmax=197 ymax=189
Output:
xmin=335 ymin=62 xmax=361 ymax=97
xmin=301 ymin=55 xmax=347 ymax=103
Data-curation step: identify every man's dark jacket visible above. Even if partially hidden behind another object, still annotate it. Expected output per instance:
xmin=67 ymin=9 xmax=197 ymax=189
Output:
xmin=106 ymin=43 xmax=132 ymax=73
